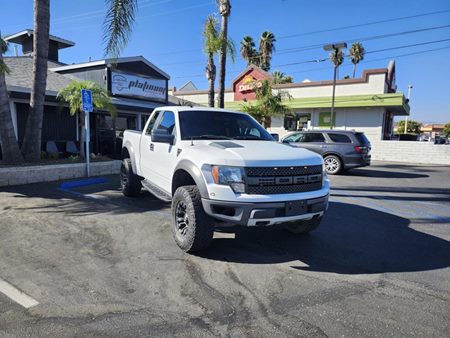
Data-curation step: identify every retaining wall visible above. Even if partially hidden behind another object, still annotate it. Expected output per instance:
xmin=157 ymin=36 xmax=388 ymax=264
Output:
xmin=0 ymin=160 xmax=121 ymax=187
xmin=371 ymin=141 xmax=450 ymax=165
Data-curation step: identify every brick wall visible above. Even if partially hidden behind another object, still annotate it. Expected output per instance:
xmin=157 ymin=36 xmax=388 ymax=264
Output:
xmin=371 ymin=141 xmax=450 ymax=165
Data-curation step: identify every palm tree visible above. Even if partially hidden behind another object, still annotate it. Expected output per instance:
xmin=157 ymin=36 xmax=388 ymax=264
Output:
xmin=217 ymin=0 xmax=231 ymax=108
xmin=272 ymin=71 xmax=293 ymax=84
xmin=57 ymin=81 xmax=116 ymax=159
xmin=329 ymin=49 xmax=344 ymax=68
xmin=240 ymin=36 xmax=258 ymax=66
xmin=202 ymin=15 xmax=235 ymax=107
xmin=20 ymin=0 xmax=51 ymax=162
xmin=259 ymin=31 xmax=276 ymax=71
xmin=103 ymin=0 xmax=139 ymax=57
xmin=349 ymin=42 xmax=365 ymax=78
xmin=203 ymin=15 xmax=220 ymax=107
xmin=0 ymin=36 xmax=24 ymax=164
xmin=241 ymin=80 xmax=290 ymax=128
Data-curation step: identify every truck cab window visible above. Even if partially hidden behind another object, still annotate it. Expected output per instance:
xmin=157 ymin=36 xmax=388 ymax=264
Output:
xmin=156 ymin=111 xmax=176 ymax=135
xmin=145 ymin=111 xmax=160 ymax=135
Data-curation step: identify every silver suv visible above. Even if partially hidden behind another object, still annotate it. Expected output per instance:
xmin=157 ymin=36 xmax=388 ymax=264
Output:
xmin=282 ymin=130 xmax=371 ymax=174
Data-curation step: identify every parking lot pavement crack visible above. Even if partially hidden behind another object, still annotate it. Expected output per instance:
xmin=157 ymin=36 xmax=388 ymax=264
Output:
xmin=224 ymin=265 xmax=327 ymax=337
xmin=182 ymin=260 xmax=236 ymax=326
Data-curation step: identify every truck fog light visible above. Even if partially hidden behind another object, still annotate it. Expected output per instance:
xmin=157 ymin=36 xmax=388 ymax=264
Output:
xmin=230 ymin=182 xmax=246 ymax=193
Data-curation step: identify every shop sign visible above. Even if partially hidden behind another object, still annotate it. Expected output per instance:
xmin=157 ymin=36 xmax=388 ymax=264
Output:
xmin=111 ymin=71 xmax=166 ymax=101
xmin=238 ymin=75 xmax=263 ymax=93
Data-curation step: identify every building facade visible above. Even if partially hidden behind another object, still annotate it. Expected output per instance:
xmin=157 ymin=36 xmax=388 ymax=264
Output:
xmin=3 ymin=30 xmax=180 ymax=158
xmin=171 ymin=63 xmax=410 ymax=143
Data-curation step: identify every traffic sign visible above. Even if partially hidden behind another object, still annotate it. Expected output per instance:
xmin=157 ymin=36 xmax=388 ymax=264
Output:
xmin=81 ymin=89 xmax=93 ymax=112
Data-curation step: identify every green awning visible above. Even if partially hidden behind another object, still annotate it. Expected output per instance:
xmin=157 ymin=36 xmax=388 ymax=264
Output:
xmin=221 ymin=93 xmax=410 ymax=116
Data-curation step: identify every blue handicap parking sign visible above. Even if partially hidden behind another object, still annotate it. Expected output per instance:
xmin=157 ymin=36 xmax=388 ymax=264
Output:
xmin=81 ymin=89 xmax=93 ymax=112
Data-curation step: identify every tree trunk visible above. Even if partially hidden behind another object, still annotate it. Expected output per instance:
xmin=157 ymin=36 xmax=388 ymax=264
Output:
xmin=206 ymin=53 xmax=216 ymax=107
xmin=0 ymin=54 xmax=24 ymax=164
xmin=352 ymin=63 xmax=357 ymax=78
xmin=21 ymin=0 xmax=50 ymax=162
xmin=79 ymin=111 xmax=86 ymax=159
xmin=217 ymin=14 xmax=229 ymax=109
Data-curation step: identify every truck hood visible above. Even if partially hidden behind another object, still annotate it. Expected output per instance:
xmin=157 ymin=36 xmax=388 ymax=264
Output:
xmin=182 ymin=140 xmax=323 ymax=167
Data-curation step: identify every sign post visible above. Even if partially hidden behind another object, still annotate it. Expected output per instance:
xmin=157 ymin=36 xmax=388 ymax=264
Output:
xmin=81 ymin=89 xmax=93 ymax=177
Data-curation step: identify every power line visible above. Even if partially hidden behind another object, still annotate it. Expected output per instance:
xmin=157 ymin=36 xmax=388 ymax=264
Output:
xmin=275 ymin=38 xmax=450 ymax=68
xmin=277 ymin=24 xmax=450 ymax=55
xmin=159 ymin=24 xmax=450 ymax=66
xmin=364 ymin=38 xmax=450 ymax=55
xmin=144 ymin=8 xmax=450 ymax=59
xmin=277 ymin=9 xmax=450 ymax=40
xmin=172 ymin=45 xmax=450 ymax=80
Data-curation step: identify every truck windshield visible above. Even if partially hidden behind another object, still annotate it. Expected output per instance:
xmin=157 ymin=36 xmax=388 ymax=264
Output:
xmin=178 ymin=110 xmax=274 ymax=141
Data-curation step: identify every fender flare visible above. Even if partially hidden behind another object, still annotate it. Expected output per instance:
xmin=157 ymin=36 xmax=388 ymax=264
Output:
xmin=173 ymin=160 xmax=209 ymax=199
xmin=122 ymin=141 xmax=138 ymax=174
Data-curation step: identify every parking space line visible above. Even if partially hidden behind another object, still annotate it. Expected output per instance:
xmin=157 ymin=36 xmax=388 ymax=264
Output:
xmin=0 ymin=278 xmax=39 ymax=308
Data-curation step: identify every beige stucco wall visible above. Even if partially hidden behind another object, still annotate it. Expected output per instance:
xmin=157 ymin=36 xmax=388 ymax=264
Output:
xmin=274 ymin=73 xmax=387 ymax=98
xmin=173 ymin=73 xmax=387 ymax=104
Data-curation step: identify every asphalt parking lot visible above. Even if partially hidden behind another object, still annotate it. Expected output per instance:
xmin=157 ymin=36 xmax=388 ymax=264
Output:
xmin=0 ymin=161 xmax=449 ymax=337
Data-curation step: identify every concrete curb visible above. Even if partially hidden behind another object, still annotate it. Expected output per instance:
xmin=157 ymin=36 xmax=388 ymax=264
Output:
xmin=0 ymin=160 xmax=121 ymax=187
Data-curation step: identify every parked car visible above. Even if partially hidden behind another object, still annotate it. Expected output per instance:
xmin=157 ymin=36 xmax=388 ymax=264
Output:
xmin=281 ymin=130 xmax=371 ymax=174
xmin=121 ymin=107 xmax=330 ymax=253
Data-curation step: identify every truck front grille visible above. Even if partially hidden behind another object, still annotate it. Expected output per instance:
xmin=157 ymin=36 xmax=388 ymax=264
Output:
xmin=245 ymin=165 xmax=323 ymax=195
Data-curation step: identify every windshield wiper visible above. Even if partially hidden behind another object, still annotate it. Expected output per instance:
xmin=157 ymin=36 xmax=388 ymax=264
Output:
xmin=191 ymin=135 xmax=233 ymax=140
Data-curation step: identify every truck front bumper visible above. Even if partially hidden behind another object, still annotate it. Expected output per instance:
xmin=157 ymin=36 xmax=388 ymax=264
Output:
xmin=202 ymin=195 xmax=328 ymax=226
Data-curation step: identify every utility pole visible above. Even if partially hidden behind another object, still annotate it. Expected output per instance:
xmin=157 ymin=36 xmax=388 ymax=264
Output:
xmin=323 ymin=42 xmax=347 ymax=129
xmin=404 ymin=84 xmax=413 ymax=134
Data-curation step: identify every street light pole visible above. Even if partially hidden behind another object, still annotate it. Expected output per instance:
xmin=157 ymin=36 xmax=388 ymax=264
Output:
xmin=404 ymin=84 xmax=413 ymax=134
xmin=330 ymin=58 xmax=338 ymax=130
xmin=324 ymin=42 xmax=347 ymax=130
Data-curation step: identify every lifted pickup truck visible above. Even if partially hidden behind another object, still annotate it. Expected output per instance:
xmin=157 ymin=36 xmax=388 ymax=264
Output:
xmin=121 ymin=107 xmax=330 ymax=252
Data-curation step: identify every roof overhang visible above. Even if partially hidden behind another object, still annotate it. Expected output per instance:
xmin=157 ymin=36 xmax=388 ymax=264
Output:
xmin=224 ymin=93 xmax=410 ymax=116
xmin=4 ymin=29 xmax=75 ymax=49
xmin=50 ymin=56 xmax=170 ymax=80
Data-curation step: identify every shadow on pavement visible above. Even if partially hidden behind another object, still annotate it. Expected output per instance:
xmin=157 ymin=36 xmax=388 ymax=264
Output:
xmin=344 ymin=168 xmax=428 ymax=179
xmin=331 ymin=186 xmax=450 ymax=202
xmin=199 ymin=201 xmax=450 ymax=274
xmin=0 ymin=177 xmax=170 ymax=216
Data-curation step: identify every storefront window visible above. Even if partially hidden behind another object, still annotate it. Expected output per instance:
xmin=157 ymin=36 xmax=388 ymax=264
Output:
xmin=318 ymin=112 xmax=336 ymax=128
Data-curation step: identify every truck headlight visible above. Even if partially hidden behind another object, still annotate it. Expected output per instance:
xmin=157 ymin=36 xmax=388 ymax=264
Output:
xmin=211 ymin=166 xmax=246 ymax=193
xmin=322 ymin=167 xmax=328 ymax=186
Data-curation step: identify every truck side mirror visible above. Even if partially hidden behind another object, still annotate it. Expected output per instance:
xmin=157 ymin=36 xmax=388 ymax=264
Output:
xmin=151 ymin=129 xmax=175 ymax=144
xmin=270 ymin=133 xmax=280 ymax=142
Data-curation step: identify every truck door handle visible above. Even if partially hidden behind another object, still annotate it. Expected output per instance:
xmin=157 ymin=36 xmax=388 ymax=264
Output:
xmin=320 ymin=145 xmax=327 ymax=148
xmin=150 ymin=143 xmax=154 ymax=151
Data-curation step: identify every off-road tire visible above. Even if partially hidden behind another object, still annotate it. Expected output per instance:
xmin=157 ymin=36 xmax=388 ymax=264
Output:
xmin=283 ymin=216 xmax=322 ymax=234
xmin=171 ymin=185 xmax=214 ymax=253
xmin=324 ymin=155 xmax=342 ymax=175
xmin=120 ymin=158 xmax=141 ymax=197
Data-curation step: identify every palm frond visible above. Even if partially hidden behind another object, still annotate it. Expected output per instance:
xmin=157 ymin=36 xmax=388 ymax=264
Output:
xmin=103 ymin=0 xmax=138 ymax=58
xmin=0 ymin=37 xmax=8 ymax=54
xmin=57 ymin=80 xmax=116 ymax=117
xmin=349 ymin=42 xmax=365 ymax=65
xmin=0 ymin=60 xmax=10 ymax=74
xmin=203 ymin=15 xmax=220 ymax=55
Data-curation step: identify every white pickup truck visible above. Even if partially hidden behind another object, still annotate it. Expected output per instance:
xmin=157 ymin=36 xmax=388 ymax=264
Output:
xmin=121 ymin=107 xmax=330 ymax=252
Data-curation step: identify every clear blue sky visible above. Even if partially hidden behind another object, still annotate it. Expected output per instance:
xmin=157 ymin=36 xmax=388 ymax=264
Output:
xmin=2 ymin=0 xmax=450 ymax=122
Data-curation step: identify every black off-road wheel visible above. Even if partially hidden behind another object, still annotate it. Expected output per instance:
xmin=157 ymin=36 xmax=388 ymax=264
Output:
xmin=120 ymin=158 xmax=142 ymax=197
xmin=324 ymin=155 xmax=342 ymax=175
xmin=283 ymin=216 xmax=322 ymax=234
xmin=171 ymin=185 xmax=214 ymax=253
